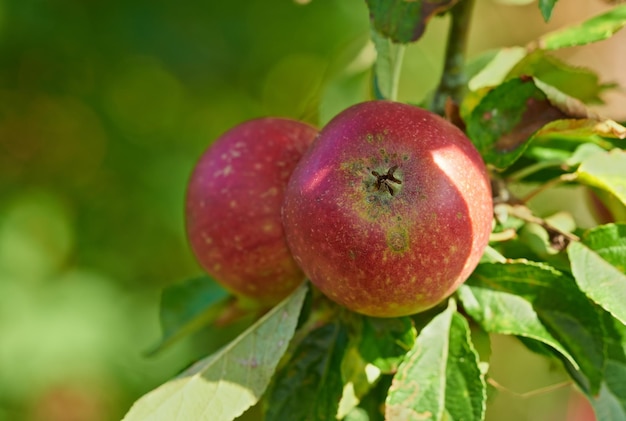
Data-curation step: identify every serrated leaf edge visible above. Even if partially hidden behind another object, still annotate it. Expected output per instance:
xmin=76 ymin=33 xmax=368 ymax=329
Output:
xmin=568 ymin=241 xmax=626 ymax=326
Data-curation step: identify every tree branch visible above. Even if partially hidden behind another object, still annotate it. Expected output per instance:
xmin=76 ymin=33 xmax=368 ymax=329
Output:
xmin=430 ymin=0 xmax=475 ymax=115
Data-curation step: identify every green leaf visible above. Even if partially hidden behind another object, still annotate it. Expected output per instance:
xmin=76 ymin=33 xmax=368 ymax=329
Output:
xmin=444 ymin=312 xmax=487 ymax=421
xmin=464 ymin=49 xmax=500 ymax=83
xmin=344 ymin=375 xmax=392 ymax=421
xmin=468 ymin=47 xmax=526 ymax=91
xmin=591 ymin=309 xmax=626 ymax=420
xmin=590 ymin=187 xmax=626 ymax=224
xmin=537 ymin=4 xmax=626 ymax=50
xmin=523 ymin=118 xmax=624 ymax=165
xmin=507 ymin=49 xmax=611 ymax=104
xmin=533 ymin=78 xmax=600 ymax=120
xmin=385 ymin=300 xmax=486 ymax=421
xmin=365 ymin=0 xmax=458 ymax=43
xmin=338 ymin=315 xmax=415 ymax=418
xmin=337 ymin=344 xmax=381 ymax=420
xmin=265 ymin=321 xmax=349 ymax=421
xmin=122 ymin=283 xmax=308 ymax=421
xmin=568 ymin=223 xmax=626 ymax=326
xmin=576 ymin=223 xmax=626 ymax=269
xmin=146 ymin=276 xmax=231 ymax=355
xmin=458 ymin=261 xmax=605 ymax=394
xmin=576 ymin=149 xmax=626 ymax=206
xmin=566 ymin=143 xmax=608 ymax=166
xmin=518 ymin=212 xmax=576 ymax=258
xmin=465 ymin=77 xmax=557 ymax=170
xmin=531 ymin=119 xmax=624 ymax=151
xmin=539 ymin=0 xmax=558 ymax=22
xmin=371 ymin=30 xmax=405 ymax=100
xmin=358 ymin=316 xmax=416 ymax=374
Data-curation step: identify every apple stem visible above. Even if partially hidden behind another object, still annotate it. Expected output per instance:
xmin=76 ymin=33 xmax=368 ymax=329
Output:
xmin=430 ymin=0 xmax=475 ymax=115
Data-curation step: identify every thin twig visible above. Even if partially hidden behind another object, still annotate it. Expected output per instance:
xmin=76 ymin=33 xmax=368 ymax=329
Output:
xmin=488 ymin=229 xmax=517 ymax=243
xmin=504 ymin=203 xmax=580 ymax=243
xmin=520 ymin=173 xmax=578 ymax=204
xmin=488 ymin=377 xmax=573 ymax=399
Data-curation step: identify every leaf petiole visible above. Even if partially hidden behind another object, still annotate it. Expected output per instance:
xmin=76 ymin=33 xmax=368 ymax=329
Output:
xmin=372 ymin=31 xmax=406 ymax=101
xmin=505 ymin=159 xmax=567 ymax=182
xmin=503 ymin=202 xmax=580 ymax=244
xmin=520 ymin=173 xmax=578 ymax=203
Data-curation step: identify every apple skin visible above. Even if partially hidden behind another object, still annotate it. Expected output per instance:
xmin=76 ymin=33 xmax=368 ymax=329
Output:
xmin=282 ymin=101 xmax=493 ymax=317
xmin=186 ymin=118 xmax=318 ymax=305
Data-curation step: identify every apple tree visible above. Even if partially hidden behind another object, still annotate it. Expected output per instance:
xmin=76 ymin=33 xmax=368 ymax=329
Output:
xmin=123 ymin=1 xmax=626 ymax=420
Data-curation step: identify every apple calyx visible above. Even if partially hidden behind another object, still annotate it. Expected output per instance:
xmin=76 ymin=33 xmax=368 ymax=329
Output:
xmin=371 ymin=165 xmax=402 ymax=196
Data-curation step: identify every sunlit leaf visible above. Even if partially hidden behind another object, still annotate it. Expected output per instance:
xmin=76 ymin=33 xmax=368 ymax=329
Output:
xmin=534 ymin=79 xmax=601 ymax=119
xmin=539 ymin=0 xmax=558 ymax=22
xmin=576 ymin=149 xmax=626 ymax=206
xmin=337 ymin=344 xmax=381 ymax=419
xmin=444 ymin=312 xmax=487 ymax=421
xmin=464 ymin=49 xmax=500 ymax=83
xmin=536 ymin=4 xmax=626 ymax=49
xmin=458 ymin=260 xmax=605 ymax=394
xmin=465 ymin=77 xmax=561 ymax=170
xmin=337 ymin=315 xmax=416 ymax=418
xmin=123 ymin=283 xmax=308 ymax=421
xmin=524 ymin=119 xmax=624 ymax=164
xmin=533 ymin=119 xmax=625 ymax=146
xmin=508 ymin=49 xmax=612 ymax=104
xmin=468 ymin=47 xmax=526 ymax=91
xmin=146 ymin=276 xmax=230 ymax=355
xmin=568 ymin=223 xmax=626 ymax=326
xmin=371 ymin=30 xmax=405 ymax=100
xmin=385 ymin=300 xmax=486 ymax=421
xmin=459 ymin=86 xmax=491 ymax=123
xmin=365 ymin=0 xmax=458 ymax=44
xmin=265 ymin=321 xmax=348 ymax=421
xmin=343 ymin=407 xmax=371 ymax=421
xmin=345 ymin=375 xmax=391 ymax=421
xmin=590 ymin=187 xmax=626 ymax=224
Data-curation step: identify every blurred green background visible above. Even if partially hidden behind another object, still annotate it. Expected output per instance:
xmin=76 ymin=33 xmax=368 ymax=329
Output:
xmin=0 ymin=0 xmax=622 ymax=420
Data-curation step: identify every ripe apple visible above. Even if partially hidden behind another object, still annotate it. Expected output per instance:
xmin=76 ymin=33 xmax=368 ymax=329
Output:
xmin=282 ymin=101 xmax=493 ymax=317
xmin=186 ymin=118 xmax=318 ymax=305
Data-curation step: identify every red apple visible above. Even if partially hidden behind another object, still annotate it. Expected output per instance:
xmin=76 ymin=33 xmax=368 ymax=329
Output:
xmin=282 ymin=101 xmax=492 ymax=317
xmin=186 ymin=117 xmax=318 ymax=305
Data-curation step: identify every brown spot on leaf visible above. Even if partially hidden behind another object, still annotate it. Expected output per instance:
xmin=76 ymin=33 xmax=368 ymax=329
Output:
xmin=495 ymin=98 xmax=565 ymax=153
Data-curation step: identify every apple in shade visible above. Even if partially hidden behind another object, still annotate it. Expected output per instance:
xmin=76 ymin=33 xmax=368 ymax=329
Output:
xmin=282 ymin=101 xmax=493 ymax=317
xmin=185 ymin=117 xmax=318 ymax=305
